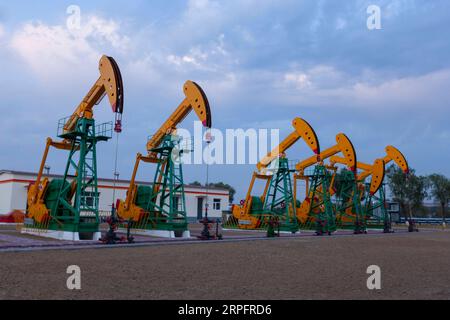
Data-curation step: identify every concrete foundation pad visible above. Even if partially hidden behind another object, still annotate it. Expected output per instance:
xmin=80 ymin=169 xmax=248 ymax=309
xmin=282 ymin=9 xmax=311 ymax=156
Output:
xmin=21 ymin=228 xmax=101 ymax=241
xmin=118 ymin=228 xmax=191 ymax=239
xmin=222 ymin=228 xmax=299 ymax=234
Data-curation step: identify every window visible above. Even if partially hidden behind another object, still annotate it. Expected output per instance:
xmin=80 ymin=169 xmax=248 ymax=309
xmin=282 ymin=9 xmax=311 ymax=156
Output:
xmin=213 ymin=198 xmax=221 ymax=210
xmin=389 ymin=203 xmax=399 ymax=213
xmin=81 ymin=192 xmax=99 ymax=207
xmin=173 ymin=196 xmax=182 ymax=211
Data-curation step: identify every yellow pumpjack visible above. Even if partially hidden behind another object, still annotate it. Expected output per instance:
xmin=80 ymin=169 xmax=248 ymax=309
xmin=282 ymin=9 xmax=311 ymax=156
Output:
xmin=231 ymin=117 xmax=320 ymax=231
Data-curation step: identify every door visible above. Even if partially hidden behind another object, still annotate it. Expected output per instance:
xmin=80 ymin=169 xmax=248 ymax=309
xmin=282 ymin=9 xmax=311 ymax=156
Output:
xmin=197 ymin=197 xmax=204 ymax=220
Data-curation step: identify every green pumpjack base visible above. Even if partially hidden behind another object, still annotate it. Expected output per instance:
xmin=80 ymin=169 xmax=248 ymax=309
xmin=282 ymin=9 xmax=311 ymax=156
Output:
xmin=277 ymin=223 xmax=299 ymax=233
xmin=297 ymin=219 xmax=337 ymax=235
xmin=225 ymin=218 xmax=299 ymax=233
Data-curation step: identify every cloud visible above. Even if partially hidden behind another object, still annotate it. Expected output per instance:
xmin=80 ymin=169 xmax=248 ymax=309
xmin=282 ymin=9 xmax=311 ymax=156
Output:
xmin=0 ymin=24 xmax=4 ymax=38
xmin=351 ymin=69 xmax=450 ymax=109
xmin=80 ymin=16 xmax=130 ymax=50
xmin=279 ymin=66 xmax=450 ymax=112
xmin=284 ymin=72 xmax=312 ymax=89
xmin=384 ymin=0 xmax=417 ymax=19
xmin=1 ymin=0 xmax=450 ymax=196
xmin=165 ymin=34 xmax=232 ymax=73
xmin=167 ymin=48 xmax=208 ymax=69
xmin=283 ymin=65 xmax=346 ymax=91
xmin=335 ymin=18 xmax=347 ymax=30
xmin=9 ymin=15 xmax=129 ymax=81
xmin=10 ymin=22 xmax=97 ymax=75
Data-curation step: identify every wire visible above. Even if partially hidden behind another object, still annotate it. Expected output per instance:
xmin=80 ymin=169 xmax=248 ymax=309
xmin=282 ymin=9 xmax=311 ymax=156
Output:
xmin=112 ymin=131 xmax=120 ymax=213
xmin=205 ymin=129 xmax=211 ymax=219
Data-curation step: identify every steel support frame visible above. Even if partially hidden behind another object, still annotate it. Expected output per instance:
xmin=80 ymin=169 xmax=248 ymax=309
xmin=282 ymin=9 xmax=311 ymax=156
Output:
xmin=132 ymin=135 xmax=189 ymax=235
xmin=304 ymin=165 xmax=336 ymax=235
xmin=263 ymin=158 xmax=298 ymax=233
xmin=49 ymin=118 xmax=103 ymax=234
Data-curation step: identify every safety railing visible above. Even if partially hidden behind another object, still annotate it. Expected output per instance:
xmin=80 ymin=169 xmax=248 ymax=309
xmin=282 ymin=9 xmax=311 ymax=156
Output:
xmin=221 ymin=213 xmax=271 ymax=231
xmin=57 ymin=116 xmax=113 ymax=139
xmin=147 ymin=134 xmax=194 ymax=151
xmin=22 ymin=217 xmax=50 ymax=234
xmin=95 ymin=121 xmax=113 ymax=139
xmin=57 ymin=116 xmax=70 ymax=136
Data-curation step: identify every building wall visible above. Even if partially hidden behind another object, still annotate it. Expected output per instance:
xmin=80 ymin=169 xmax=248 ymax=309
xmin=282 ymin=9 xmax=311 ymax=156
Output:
xmin=0 ymin=172 xmax=14 ymax=214
xmin=0 ymin=171 xmax=229 ymax=221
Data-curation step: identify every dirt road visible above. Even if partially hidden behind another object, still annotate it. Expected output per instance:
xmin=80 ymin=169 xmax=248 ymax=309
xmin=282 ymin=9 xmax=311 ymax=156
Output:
xmin=1 ymin=231 xmax=449 ymax=300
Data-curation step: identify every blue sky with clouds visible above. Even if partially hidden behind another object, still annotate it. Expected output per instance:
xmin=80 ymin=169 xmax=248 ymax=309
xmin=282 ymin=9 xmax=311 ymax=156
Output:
xmin=0 ymin=0 xmax=449 ymax=200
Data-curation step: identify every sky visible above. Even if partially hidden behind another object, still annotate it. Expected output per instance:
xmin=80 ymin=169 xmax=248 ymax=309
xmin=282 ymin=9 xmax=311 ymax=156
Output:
xmin=0 ymin=0 xmax=449 ymax=201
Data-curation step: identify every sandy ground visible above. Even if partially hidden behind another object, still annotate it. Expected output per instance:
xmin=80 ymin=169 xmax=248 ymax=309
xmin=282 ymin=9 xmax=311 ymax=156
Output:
xmin=1 ymin=230 xmax=450 ymax=300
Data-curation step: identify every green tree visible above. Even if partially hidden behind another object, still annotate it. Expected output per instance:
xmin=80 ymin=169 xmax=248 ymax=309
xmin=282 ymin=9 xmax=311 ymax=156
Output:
xmin=332 ymin=168 xmax=354 ymax=202
xmin=386 ymin=165 xmax=428 ymax=218
xmin=407 ymin=173 xmax=429 ymax=214
xmin=386 ymin=164 xmax=408 ymax=216
xmin=428 ymin=174 xmax=450 ymax=224
xmin=190 ymin=181 xmax=236 ymax=203
xmin=208 ymin=182 xmax=236 ymax=204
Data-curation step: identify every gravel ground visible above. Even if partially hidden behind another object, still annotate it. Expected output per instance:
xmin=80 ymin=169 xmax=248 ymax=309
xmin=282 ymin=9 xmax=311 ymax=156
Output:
xmin=1 ymin=230 xmax=450 ymax=300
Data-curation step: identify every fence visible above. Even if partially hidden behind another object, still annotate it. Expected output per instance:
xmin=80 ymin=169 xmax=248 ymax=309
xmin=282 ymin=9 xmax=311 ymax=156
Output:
xmin=399 ymin=217 xmax=447 ymax=225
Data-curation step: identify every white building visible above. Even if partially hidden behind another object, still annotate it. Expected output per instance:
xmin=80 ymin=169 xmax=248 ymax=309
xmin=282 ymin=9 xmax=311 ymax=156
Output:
xmin=0 ymin=170 xmax=229 ymax=222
